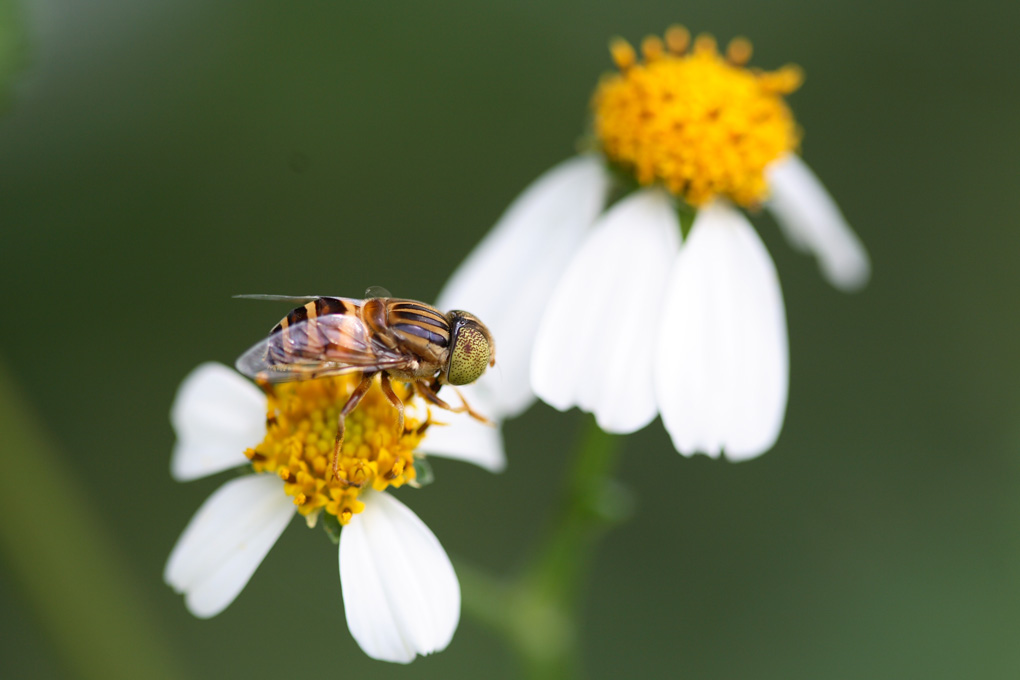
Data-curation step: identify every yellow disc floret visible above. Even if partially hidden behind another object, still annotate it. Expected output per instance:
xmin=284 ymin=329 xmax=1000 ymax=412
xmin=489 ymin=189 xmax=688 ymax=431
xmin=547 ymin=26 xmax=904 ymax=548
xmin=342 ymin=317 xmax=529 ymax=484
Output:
xmin=593 ymin=26 xmax=803 ymax=207
xmin=245 ymin=374 xmax=425 ymax=525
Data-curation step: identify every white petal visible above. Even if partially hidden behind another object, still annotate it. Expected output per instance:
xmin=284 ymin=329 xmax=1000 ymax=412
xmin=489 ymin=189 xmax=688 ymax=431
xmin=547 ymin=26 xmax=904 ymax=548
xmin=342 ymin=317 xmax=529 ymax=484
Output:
xmin=655 ymin=203 xmax=788 ymax=460
xmin=170 ymin=362 xmax=266 ymax=481
xmin=531 ymin=188 xmax=680 ymax=433
xmin=164 ymin=475 xmax=295 ymax=618
xmin=437 ymin=155 xmax=611 ymax=419
xmin=418 ymin=408 xmax=506 ymax=473
xmin=340 ymin=491 xmax=460 ymax=664
xmin=766 ymin=154 xmax=871 ymax=291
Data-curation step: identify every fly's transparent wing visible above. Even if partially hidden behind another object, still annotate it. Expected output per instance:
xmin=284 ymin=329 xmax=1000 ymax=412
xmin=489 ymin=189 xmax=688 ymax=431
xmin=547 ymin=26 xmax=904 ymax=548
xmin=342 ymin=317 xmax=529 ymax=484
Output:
xmin=234 ymin=294 xmax=367 ymax=308
xmin=364 ymin=285 xmax=392 ymax=299
xmin=233 ymin=360 xmax=366 ymax=383
xmin=234 ymin=294 xmax=326 ymax=304
xmin=235 ymin=313 xmax=410 ymax=382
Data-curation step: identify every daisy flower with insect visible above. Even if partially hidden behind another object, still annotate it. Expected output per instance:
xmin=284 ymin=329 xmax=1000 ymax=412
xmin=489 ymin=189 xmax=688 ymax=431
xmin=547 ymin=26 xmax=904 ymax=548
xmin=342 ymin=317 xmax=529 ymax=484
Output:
xmin=165 ymin=362 xmax=503 ymax=663
xmin=442 ymin=26 xmax=869 ymax=459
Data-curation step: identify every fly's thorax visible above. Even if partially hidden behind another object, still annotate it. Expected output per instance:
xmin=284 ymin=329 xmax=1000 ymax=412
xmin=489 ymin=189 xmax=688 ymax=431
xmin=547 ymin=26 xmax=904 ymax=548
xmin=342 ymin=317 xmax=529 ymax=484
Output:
xmin=361 ymin=297 xmax=390 ymax=336
xmin=245 ymin=374 xmax=428 ymax=526
xmin=380 ymin=299 xmax=452 ymax=364
xmin=386 ymin=358 xmax=444 ymax=383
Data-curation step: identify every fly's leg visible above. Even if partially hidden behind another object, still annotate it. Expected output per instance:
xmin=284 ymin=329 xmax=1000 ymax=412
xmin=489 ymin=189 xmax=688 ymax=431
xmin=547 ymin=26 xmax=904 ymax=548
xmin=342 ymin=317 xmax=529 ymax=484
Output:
xmin=379 ymin=373 xmax=405 ymax=438
xmin=415 ymin=381 xmax=492 ymax=425
xmin=332 ymin=372 xmax=376 ymax=481
xmin=450 ymin=387 xmax=492 ymax=424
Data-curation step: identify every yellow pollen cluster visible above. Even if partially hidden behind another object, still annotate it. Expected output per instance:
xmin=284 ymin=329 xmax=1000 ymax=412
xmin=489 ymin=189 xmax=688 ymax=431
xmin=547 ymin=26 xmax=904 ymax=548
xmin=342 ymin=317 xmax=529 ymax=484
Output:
xmin=246 ymin=375 xmax=425 ymax=525
xmin=593 ymin=26 xmax=804 ymax=207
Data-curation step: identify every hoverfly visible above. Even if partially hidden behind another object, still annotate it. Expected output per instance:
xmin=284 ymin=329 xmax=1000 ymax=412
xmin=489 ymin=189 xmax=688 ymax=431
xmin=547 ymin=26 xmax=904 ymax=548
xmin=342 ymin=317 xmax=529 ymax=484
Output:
xmin=235 ymin=288 xmax=495 ymax=481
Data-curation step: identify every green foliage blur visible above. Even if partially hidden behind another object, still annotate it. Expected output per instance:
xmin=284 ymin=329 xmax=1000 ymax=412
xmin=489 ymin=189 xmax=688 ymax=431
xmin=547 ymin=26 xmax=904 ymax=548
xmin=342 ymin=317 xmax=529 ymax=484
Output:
xmin=1 ymin=0 xmax=1019 ymax=678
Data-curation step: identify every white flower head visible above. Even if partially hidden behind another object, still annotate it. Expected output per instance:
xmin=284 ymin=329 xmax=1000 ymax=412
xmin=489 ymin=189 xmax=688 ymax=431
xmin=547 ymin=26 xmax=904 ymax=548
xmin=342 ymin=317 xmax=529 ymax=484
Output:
xmin=165 ymin=362 xmax=504 ymax=663
xmin=442 ymin=26 xmax=869 ymax=460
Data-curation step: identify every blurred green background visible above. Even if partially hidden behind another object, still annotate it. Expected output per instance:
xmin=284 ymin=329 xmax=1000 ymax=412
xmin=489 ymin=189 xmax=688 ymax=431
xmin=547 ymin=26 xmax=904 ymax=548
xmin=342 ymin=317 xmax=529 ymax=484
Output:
xmin=2 ymin=0 xmax=1019 ymax=678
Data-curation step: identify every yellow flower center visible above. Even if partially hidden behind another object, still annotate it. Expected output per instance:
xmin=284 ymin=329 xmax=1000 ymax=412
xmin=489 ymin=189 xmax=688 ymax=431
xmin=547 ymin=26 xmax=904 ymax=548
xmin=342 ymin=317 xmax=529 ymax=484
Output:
xmin=592 ymin=26 xmax=803 ymax=207
xmin=245 ymin=374 xmax=426 ymax=525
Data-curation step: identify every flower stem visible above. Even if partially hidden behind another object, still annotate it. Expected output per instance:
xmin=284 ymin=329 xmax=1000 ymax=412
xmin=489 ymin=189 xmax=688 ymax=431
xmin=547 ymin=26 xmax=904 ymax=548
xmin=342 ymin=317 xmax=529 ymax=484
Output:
xmin=461 ymin=415 xmax=625 ymax=679
xmin=0 ymin=361 xmax=187 ymax=680
xmin=525 ymin=415 xmax=624 ymax=609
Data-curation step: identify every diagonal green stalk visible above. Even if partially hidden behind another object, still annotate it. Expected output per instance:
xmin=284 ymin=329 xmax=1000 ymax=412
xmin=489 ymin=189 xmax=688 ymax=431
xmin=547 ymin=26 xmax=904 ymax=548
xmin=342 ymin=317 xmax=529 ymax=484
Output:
xmin=461 ymin=415 xmax=625 ymax=679
xmin=0 ymin=361 xmax=186 ymax=680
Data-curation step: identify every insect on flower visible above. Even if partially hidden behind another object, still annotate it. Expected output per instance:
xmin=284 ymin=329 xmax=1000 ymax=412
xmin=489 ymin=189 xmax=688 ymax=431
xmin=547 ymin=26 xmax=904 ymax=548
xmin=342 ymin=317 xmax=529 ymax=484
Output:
xmin=235 ymin=288 xmax=496 ymax=479
xmin=166 ymin=361 xmax=505 ymax=662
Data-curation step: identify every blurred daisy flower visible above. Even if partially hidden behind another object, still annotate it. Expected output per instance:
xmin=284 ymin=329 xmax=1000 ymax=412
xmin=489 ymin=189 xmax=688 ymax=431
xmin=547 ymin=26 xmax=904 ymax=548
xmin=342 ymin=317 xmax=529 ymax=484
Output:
xmin=441 ymin=26 xmax=869 ymax=460
xmin=165 ymin=363 xmax=504 ymax=663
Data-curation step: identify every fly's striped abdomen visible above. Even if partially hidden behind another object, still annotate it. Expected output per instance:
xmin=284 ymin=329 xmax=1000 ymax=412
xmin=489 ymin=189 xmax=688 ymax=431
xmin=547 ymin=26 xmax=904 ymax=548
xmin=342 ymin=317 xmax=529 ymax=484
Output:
xmin=268 ymin=297 xmax=359 ymax=364
xmin=386 ymin=300 xmax=451 ymax=354
xmin=270 ymin=297 xmax=354 ymax=334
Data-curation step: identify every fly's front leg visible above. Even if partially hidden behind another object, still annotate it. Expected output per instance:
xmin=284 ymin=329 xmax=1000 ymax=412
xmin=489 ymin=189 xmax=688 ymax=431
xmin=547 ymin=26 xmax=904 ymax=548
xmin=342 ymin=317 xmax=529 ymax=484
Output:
xmin=332 ymin=372 xmax=376 ymax=481
xmin=450 ymin=387 xmax=492 ymax=424
xmin=379 ymin=373 xmax=405 ymax=438
xmin=415 ymin=380 xmax=492 ymax=425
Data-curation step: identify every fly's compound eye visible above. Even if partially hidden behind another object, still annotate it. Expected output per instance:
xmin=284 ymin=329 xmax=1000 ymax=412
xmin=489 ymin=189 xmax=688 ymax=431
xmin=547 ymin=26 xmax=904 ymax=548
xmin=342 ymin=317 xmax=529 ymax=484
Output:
xmin=446 ymin=314 xmax=492 ymax=386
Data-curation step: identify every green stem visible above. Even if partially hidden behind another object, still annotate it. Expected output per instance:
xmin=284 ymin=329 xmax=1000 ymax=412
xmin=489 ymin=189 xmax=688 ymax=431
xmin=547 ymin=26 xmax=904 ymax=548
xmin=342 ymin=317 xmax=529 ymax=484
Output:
xmin=525 ymin=417 xmax=622 ymax=608
xmin=0 ymin=361 xmax=186 ymax=680
xmin=461 ymin=415 xmax=625 ymax=679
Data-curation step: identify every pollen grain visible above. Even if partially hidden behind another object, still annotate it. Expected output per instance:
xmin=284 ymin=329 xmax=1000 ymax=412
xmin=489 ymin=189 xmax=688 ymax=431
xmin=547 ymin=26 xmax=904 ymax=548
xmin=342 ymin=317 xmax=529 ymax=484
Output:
xmin=248 ymin=375 xmax=425 ymax=525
